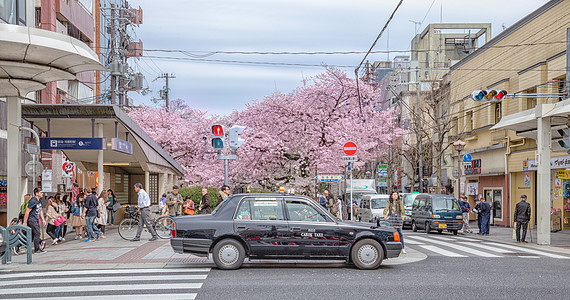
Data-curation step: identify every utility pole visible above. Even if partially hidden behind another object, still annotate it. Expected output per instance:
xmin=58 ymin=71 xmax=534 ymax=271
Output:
xmin=155 ymin=73 xmax=175 ymax=111
xmin=417 ymin=70 xmax=423 ymax=193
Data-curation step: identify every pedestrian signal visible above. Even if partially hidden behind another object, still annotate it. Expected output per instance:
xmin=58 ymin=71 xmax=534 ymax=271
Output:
xmin=557 ymin=128 xmax=570 ymax=153
xmin=212 ymin=138 xmax=224 ymax=149
xmin=212 ymin=125 xmax=225 ymax=137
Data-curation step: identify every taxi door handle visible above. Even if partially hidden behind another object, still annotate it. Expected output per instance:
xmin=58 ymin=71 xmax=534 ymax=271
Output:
xmin=237 ymin=226 xmax=246 ymax=229
xmin=291 ymin=227 xmax=301 ymax=231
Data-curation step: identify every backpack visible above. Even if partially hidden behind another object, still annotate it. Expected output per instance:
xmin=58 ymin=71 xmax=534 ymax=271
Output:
xmin=19 ymin=201 xmax=29 ymax=220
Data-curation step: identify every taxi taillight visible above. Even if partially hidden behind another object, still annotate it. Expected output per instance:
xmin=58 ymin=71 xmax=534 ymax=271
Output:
xmin=171 ymin=222 xmax=176 ymax=238
xmin=393 ymin=232 xmax=400 ymax=242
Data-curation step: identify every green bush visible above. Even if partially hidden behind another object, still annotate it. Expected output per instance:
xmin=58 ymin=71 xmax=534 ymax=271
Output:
xmin=179 ymin=186 xmax=221 ymax=207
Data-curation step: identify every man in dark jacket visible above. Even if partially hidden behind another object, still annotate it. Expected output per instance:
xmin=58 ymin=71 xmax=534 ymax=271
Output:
xmin=472 ymin=198 xmax=482 ymax=234
xmin=199 ymin=188 xmax=212 ymax=214
xmin=514 ymin=194 xmax=531 ymax=243
xmin=458 ymin=196 xmax=472 ymax=233
xmin=319 ymin=190 xmax=329 ymax=209
xmin=84 ymin=188 xmax=102 ymax=241
xmin=480 ymin=197 xmax=491 ymax=235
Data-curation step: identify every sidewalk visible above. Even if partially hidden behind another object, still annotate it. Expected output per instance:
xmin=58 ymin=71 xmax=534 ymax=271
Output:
xmin=459 ymin=221 xmax=570 ymax=254
xmin=0 ymin=225 xmax=207 ymax=271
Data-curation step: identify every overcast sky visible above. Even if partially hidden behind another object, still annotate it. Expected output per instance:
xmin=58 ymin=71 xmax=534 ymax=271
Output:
xmin=127 ymin=0 xmax=546 ymax=116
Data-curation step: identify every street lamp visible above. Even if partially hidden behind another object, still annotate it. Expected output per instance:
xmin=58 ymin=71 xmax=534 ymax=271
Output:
xmin=453 ymin=139 xmax=466 ymax=198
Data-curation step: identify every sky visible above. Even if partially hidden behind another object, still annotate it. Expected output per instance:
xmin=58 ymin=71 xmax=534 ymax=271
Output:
xmin=127 ymin=0 xmax=546 ymax=116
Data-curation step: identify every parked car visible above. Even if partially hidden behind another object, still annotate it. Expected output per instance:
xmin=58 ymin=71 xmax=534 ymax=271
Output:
xmin=411 ymin=194 xmax=463 ymax=235
xmin=401 ymin=193 xmax=420 ymax=228
xmin=171 ymin=193 xmax=402 ymax=270
xmin=358 ymin=194 xmax=389 ymax=223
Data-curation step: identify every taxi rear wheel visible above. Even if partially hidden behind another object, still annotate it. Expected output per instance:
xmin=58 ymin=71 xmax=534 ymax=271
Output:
xmin=213 ymin=239 xmax=245 ymax=270
xmin=351 ymin=239 xmax=384 ymax=270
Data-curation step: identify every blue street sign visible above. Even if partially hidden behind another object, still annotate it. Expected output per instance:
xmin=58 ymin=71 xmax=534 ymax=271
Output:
xmin=463 ymin=153 xmax=472 ymax=162
xmin=40 ymin=138 xmax=107 ymax=150
xmin=111 ymin=138 xmax=133 ymax=154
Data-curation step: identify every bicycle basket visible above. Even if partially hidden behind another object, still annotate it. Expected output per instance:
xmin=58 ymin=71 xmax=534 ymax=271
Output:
xmin=125 ymin=205 xmax=138 ymax=217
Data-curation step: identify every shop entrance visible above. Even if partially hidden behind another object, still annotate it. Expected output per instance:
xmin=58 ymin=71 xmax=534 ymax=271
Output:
xmin=484 ymin=188 xmax=503 ymax=225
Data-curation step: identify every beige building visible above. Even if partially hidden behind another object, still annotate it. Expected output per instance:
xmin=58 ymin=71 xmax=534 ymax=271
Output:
xmin=447 ymin=0 xmax=569 ymax=230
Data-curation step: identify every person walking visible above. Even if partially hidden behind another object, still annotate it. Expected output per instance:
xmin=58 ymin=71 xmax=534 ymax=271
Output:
xmin=384 ymin=191 xmax=406 ymax=254
xmin=71 ymin=193 xmax=86 ymax=240
xmin=480 ymin=197 xmax=491 ymax=235
xmin=165 ymin=185 xmax=183 ymax=217
xmin=45 ymin=197 xmax=61 ymax=245
xmin=336 ymin=196 xmax=343 ymax=220
xmin=328 ymin=193 xmax=339 ymax=216
xmin=514 ymin=194 xmax=531 ymax=243
xmin=95 ymin=191 xmax=109 ymax=238
xmin=107 ymin=189 xmax=117 ymax=225
xmin=56 ymin=195 xmax=69 ymax=241
xmin=217 ymin=185 xmax=231 ymax=208
xmin=199 ymin=188 xmax=212 ymax=214
xmin=84 ymin=189 xmax=102 ymax=242
xmin=18 ymin=194 xmax=32 ymax=223
xmin=458 ymin=196 xmax=472 ymax=233
xmin=23 ymin=188 xmax=47 ymax=254
xmin=131 ymin=183 xmax=159 ymax=241
xmin=319 ymin=190 xmax=329 ymax=209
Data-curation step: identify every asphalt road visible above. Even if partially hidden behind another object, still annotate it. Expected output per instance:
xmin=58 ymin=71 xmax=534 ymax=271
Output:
xmin=200 ymin=257 xmax=570 ymax=300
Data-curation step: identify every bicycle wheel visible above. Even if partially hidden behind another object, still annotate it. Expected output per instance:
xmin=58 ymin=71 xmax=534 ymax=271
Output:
xmin=154 ymin=216 xmax=173 ymax=239
xmin=118 ymin=218 xmax=139 ymax=240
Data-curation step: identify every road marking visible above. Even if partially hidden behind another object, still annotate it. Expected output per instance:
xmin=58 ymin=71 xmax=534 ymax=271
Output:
xmin=419 ymin=245 xmax=467 ymax=257
xmin=428 ymin=235 xmax=455 ymax=241
xmin=3 ymin=295 xmax=197 ymax=300
xmin=482 ymin=243 xmax=570 ymax=259
xmin=0 ymin=274 xmax=208 ymax=287
xmin=451 ymin=236 xmax=480 ymax=242
xmin=402 ymin=237 xmax=424 ymax=245
xmin=0 ymin=268 xmax=211 ymax=279
xmin=457 ymin=242 xmax=515 ymax=253
xmin=411 ymin=236 xmax=501 ymax=257
xmin=1 ymin=283 xmax=203 ymax=296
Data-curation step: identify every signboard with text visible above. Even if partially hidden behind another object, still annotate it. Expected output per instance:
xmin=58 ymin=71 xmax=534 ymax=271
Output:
xmin=111 ymin=138 xmax=133 ymax=154
xmin=40 ymin=138 xmax=107 ymax=150
xmin=316 ymin=174 xmax=344 ymax=182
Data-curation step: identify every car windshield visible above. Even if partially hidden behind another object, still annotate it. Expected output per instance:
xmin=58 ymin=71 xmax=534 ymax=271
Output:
xmin=403 ymin=194 xmax=416 ymax=207
xmin=432 ymin=196 xmax=460 ymax=211
xmin=371 ymin=197 xmax=388 ymax=209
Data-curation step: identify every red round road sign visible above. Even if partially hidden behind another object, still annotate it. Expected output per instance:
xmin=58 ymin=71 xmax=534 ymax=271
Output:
xmin=343 ymin=142 xmax=357 ymax=156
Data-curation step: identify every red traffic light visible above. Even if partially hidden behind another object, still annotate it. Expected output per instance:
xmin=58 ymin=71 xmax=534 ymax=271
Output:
xmin=495 ymin=90 xmax=507 ymax=100
xmin=212 ymin=125 xmax=224 ymax=137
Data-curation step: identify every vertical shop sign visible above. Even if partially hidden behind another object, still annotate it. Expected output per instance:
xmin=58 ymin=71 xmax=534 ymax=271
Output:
xmin=524 ymin=172 xmax=531 ymax=187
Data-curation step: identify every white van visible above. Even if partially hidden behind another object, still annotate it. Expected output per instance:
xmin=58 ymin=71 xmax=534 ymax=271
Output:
xmin=358 ymin=194 xmax=389 ymax=222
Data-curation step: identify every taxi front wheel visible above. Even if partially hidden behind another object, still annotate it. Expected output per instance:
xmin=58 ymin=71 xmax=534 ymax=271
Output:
xmin=213 ymin=239 xmax=245 ymax=270
xmin=351 ymin=239 xmax=384 ymax=270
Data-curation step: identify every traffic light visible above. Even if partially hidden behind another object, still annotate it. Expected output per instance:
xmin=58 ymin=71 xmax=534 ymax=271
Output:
xmin=228 ymin=125 xmax=246 ymax=149
xmin=557 ymin=128 xmax=570 ymax=153
xmin=471 ymin=90 xmax=507 ymax=101
xmin=212 ymin=124 xmax=225 ymax=150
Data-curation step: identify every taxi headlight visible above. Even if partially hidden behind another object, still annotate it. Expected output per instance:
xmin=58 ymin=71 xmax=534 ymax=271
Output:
xmin=432 ymin=214 xmax=440 ymax=219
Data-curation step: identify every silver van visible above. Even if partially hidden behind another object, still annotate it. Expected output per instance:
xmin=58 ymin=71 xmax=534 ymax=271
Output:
xmin=358 ymin=194 xmax=389 ymax=222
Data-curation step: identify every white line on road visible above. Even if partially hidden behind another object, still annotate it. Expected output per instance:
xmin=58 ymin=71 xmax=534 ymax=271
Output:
xmin=457 ymin=242 xmax=515 ymax=253
xmin=2 ymin=294 xmax=197 ymax=300
xmin=0 ymin=268 xmax=211 ymax=279
xmin=482 ymin=243 xmax=570 ymax=259
xmin=428 ymin=236 xmax=455 ymax=241
xmin=402 ymin=237 xmax=424 ymax=245
xmin=419 ymin=245 xmax=467 ymax=257
xmin=1 ymin=283 xmax=203 ymax=296
xmin=451 ymin=236 xmax=481 ymax=242
xmin=0 ymin=274 xmax=208 ymax=287
xmin=411 ymin=236 xmax=501 ymax=257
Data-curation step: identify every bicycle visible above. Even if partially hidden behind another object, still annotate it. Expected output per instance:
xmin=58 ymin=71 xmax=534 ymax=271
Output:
xmin=118 ymin=206 xmax=173 ymax=240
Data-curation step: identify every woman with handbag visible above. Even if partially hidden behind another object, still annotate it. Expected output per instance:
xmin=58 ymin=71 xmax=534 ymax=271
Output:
xmin=183 ymin=195 xmax=195 ymax=215
xmin=107 ymin=189 xmax=117 ymax=225
xmin=384 ymin=191 xmax=406 ymax=254
xmin=71 ymin=193 xmax=86 ymax=240
xmin=46 ymin=197 xmax=63 ymax=245
xmin=95 ymin=190 xmax=109 ymax=237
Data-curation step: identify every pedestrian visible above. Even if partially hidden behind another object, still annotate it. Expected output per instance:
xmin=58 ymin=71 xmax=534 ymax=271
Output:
xmin=384 ymin=191 xmax=406 ymax=254
xmin=514 ymin=194 xmax=531 ymax=243
xmin=336 ymin=196 xmax=343 ymax=220
xmin=480 ymin=197 xmax=491 ymax=235
xmin=131 ymin=183 xmax=159 ymax=241
xmin=319 ymin=190 xmax=329 ymax=209
xmin=159 ymin=193 xmax=167 ymax=216
xmin=56 ymin=195 xmax=69 ymax=241
xmin=328 ymin=193 xmax=338 ymax=216
xmin=46 ymin=197 xmax=62 ymax=245
xmin=71 ymin=193 xmax=86 ymax=240
xmin=18 ymin=194 xmax=32 ymax=223
xmin=95 ymin=190 xmax=109 ymax=237
xmin=458 ymin=196 xmax=472 ymax=233
xmin=217 ymin=185 xmax=231 ymax=207
xmin=23 ymin=188 xmax=47 ymax=254
xmin=199 ymin=188 xmax=212 ymax=214
xmin=106 ymin=189 xmax=117 ymax=225
xmin=165 ymin=185 xmax=183 ymax=217
xmin=472 ymin=198 xmax=482 ymax=234
xmin=84 ymin=188 xmax=102 ymax=242
xmin=183 ymin=195 xmax=195 ymax=215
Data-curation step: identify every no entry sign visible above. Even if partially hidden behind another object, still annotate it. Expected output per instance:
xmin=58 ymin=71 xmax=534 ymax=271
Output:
xmin=343 ymin=141 xmax=357 ymax=156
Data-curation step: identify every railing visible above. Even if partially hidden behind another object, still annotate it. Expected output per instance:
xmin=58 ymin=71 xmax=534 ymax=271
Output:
xmin=0 ymin=224 xmax=33 ymax=264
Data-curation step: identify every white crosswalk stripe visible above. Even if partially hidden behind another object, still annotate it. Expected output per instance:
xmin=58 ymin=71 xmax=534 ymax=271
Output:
xmin=0 ymin=268 xmax=210 ymax=299
xmin=404 ymin=233 xmax=570 ymax=259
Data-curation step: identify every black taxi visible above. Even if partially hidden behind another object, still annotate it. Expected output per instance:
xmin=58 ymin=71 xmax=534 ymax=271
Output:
xmin=171 ymin=193 xmax=402 ymax=270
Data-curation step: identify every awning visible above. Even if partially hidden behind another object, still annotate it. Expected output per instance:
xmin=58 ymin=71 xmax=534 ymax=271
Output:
xmin=491 ymin=107 xmax=537 ymax=132
xmin=21 ymin=104 xmax=185 ymax=176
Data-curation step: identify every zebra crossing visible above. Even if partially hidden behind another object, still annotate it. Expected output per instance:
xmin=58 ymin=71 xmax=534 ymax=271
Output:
xmin=404 ymin=232 xmax=570 ymax=259
xmin=0 ymin=267 xmax=210 ymax=299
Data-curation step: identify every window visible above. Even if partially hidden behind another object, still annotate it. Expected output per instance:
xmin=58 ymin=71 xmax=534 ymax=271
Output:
xmin=0 ymin=0 xmax=26 ymax=25
xmin=451 ymin=117 xmax=458 ymax=136
xmin=371 ymin=197 xmax=388 ymax=209
xmin=432 ymin=196 xmax=460 ymax=211
xmin=525 ymin=88 xmax=537 ymax=109
xmin=286 ymin=201 xmax=327 ymax=222
xmin=418 ymin=199 xmax=426 ymax=210
xmin=494 ymin=102 xmax=502 ymax=124
xmin=465 ymin=111 xmax=473 ymax=132
xmin=235 ymin=199 xmax=284 ymax=221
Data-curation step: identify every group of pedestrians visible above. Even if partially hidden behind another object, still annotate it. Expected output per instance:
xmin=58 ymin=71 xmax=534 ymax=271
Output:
xmin=318 ymin=190 xmax=343 ymax=220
